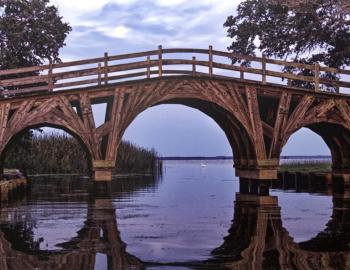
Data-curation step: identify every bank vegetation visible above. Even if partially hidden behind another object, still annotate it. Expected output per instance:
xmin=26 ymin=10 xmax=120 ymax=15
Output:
xmin=279 ymin=160 xmax=331 ymax=173
xmin=4 ymin=133 xmax=159 ymax=175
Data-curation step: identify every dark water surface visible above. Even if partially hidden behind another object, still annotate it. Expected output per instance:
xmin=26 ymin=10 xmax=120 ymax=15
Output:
xmin=0 ymin=160 xmax=348 ymax=269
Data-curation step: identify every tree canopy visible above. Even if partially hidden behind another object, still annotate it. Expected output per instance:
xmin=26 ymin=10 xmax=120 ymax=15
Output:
xmin=0 ymin=0 xmax=71 ymax=70
xmin=224 ymin=0 xmax=350 ymax=71
xmin=0 ymin=0 xmax=71 ymax=166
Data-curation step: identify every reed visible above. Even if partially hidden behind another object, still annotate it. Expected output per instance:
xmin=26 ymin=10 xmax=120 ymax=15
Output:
xmin=279 ymin=160 xmax=331 ymax=173
xmin=3 ymin=133 xmax=159 ymax=175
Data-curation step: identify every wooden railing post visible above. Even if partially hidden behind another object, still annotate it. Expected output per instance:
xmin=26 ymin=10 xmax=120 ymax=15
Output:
xmin=240 ymin=65 xmax=244 ymax=79
xmin=147 ymin=56 xmax=151 ymax=79
xmin=315 ymin=62 xmax=320 ymax=91
xmin=98 ymin=63 xmax=102 ymax=85
xmin=48 ymin=59 xmax=53 ymax=92
xmin=287 ymin=70 xmax=292 ymax=86
xmin=104 ymin=52 xmax=108 ymax=85
xmin=158 ymin=45 xmax=162 ymax=77
xmin=192 ymin=56 xmax=196 ymax=76
xmin=209 ymin=45 xmax=213 ymax=78
xmin=262 ymin=54 xmax=267 ymax=84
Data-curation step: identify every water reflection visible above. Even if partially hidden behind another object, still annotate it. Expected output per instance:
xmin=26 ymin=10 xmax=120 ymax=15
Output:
xmin=210 ymin=194 xmax=281 ymax=268
xmin=299 ymin=190 xmax=350 ymax=252
xmin=209 ymin=191 xmax=350 ymax=269
xmin=1 ymin=162 xmax=350 ymax=269
xmin=0 ymin=188 xmax=143 ymax=269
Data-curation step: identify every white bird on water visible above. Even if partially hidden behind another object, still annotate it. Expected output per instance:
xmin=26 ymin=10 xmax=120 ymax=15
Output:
xmin=201 ymin=163 xmax=207 ymax=167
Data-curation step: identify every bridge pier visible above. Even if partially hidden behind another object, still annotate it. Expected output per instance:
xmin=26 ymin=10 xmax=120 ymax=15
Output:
xmin=235 ymin=159 xmax=279 ymax=180
xmin=92 ymin=160 xmax=115 ymax=181
xmin=236 ymin=168 xmax=277 ymax=180
xmin=239 ymin=178 xmax=271 ymax=196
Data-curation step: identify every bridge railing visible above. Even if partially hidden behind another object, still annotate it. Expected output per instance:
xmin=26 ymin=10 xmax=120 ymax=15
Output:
xmin=0 ymin=45 xmax=350 ymax=97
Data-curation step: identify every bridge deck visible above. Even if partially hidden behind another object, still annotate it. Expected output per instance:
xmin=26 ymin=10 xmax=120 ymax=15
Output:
xmin=1 ymin=46 xmax=350 ymax=98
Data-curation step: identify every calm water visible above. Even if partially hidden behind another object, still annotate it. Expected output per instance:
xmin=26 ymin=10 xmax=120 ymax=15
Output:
xmin=0 ymin=160 xmax=348 ymax=269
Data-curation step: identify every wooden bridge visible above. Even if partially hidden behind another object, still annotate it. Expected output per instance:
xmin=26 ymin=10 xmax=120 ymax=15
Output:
xmin=1 ymin=46 xmax=350 ymax=181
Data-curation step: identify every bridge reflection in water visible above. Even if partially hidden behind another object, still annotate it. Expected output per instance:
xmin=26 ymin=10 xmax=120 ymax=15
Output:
xmin=0 ymin=175 xmax=349 ymax=269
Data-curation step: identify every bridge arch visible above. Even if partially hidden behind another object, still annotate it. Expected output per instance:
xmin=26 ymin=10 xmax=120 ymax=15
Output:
xmin=264 ymin=93 xmax=350 ymax=175
xmin=103 ymin=78 xmax=270 ymax=179
xmin=0 ymin=123 xmax=93 ymax=176
xmin=123 ymin=98 xmax=255 ymax=166
xmin=281 ymin=121 xmax=350 ymax=173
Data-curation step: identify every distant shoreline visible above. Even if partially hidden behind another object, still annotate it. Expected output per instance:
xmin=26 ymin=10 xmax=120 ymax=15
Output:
xmin=159 ymin=155 xmax=331 ymax=161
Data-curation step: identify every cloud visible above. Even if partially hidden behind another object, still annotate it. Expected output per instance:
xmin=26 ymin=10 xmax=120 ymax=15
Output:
xmin=53 ymin=0 xmax=243 ymax=60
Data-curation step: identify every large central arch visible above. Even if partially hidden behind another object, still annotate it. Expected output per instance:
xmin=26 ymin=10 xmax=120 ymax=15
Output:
xmin=101 ymin=78 xmax=272 ymax=180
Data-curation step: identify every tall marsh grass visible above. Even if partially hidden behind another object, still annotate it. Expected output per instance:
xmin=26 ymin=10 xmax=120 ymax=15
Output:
xmin=279 ymin=160 xmax=331 ymax=172
xmin=4 ymin=133 xmax=159 ymax=175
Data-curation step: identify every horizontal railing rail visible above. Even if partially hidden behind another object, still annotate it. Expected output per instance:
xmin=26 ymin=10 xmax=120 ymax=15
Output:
xmin=0 ymin=45 xmax=350 ymax=97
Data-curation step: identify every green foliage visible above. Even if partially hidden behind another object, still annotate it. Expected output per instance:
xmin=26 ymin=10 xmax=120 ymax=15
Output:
xmin=0 ymin=0 xmax=72 ymax=155
xmin=224 ymin=0 xmax=350 ymax=90
xmin=0 ymin=0 xmax=72 ymax=70
xmin=4 ymin=133 xmax=158 ymax=175
xmin=279 ymin=160 xmax=331 ymax=173
xmin=116 ymin=141 xmax=158 ymax=173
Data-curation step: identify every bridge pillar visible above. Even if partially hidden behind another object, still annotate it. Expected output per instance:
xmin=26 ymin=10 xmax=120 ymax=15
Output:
xmin=235 ymin=159 xmax=279 ymax=180
xmin=92 ymin=160 xmax=115 ymax=181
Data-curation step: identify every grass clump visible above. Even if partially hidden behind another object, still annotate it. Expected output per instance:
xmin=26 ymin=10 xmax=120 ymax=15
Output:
xmin=279 ymin=160 xmax=331 ymax=173
xmin=4 ymin=132 xmax=159 ymax=175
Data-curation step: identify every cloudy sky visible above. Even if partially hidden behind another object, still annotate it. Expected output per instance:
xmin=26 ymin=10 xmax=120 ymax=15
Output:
xmin=51 ymin=0 xmax=330 ymax=157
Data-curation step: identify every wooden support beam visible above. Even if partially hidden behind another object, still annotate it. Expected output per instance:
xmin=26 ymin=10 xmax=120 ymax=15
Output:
xmin=246 ymin=86 xmax=266 ymax=159
xmin=336 ymin=100 xmax=350 ymax=126
xmin=269 ymin=91 xmax=292 ymax=158
xmin=79 ymin=93 xmax=101 ymax=160
xmin=282 ymin=95 xmax=315 ymax=146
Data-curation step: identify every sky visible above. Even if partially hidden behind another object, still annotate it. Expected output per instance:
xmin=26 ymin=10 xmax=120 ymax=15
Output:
xmin=50 ymin=0 xmax=330 ymax=157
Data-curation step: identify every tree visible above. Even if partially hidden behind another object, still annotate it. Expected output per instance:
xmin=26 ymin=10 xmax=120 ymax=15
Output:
xmin=0 ymin=0 xmax=71 ymax=174
xmin=0 ymin=0 xmax=71 ymax=70
xmin=224 ymin=0 xmax=350 ymax=90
